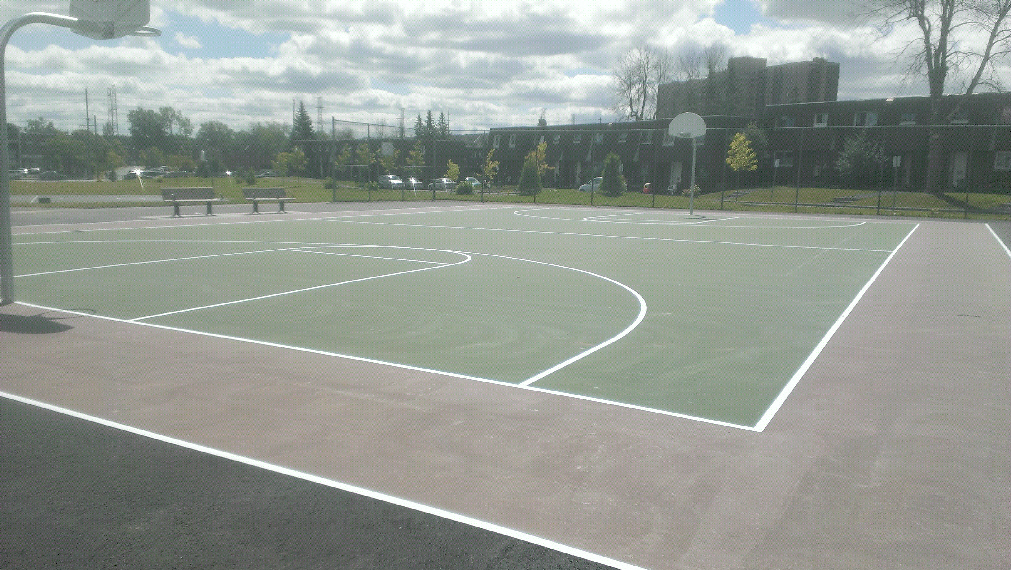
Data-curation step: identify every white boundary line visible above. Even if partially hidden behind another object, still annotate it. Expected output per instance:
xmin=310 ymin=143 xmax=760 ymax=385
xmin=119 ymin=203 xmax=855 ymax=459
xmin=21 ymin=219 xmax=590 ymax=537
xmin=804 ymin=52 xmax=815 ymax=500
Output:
xmin=130 ymin=247 xmax=471 ymax=321
xmin=985 ymin=223 xmax=1011 ymax=257
xmin=0 ymin=389 xmax=648 ymax=570
xmin=17 ymin=299 xmax=754 ymax=432
xmin=12 ymin=207 xmax=919 ymax=432
xmin=514 ymin=207 xmax=869 ymax=228
xmin=752 ymin=223 xmax=920 ymax=432
xmin=328 ymin=218 xmax=893 ymax=253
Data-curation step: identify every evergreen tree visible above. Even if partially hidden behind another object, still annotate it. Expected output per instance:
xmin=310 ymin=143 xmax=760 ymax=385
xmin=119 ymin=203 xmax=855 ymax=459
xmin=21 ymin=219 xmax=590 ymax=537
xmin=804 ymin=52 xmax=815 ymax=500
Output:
xmin=599 ymin=153 xmax=626 ymax=197
xmin=517 ymin=152 xmax=542 ymax=196
xmin=290 ymin=101 xmax=316 ymax=176
xmin=437 ymin=112 xmax=449 ymax=138
xmin=414 ymin=114 xmax=424 ymax=139
xmin=291 ymin=101 xmax=315 ymax=147
xmin=424 ymin=111 xmax=435 ymax=138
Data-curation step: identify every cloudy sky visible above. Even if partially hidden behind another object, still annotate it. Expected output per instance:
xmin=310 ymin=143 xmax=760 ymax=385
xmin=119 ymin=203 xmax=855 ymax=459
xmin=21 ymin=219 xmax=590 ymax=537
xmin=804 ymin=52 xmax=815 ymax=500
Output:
xmin=2 ymin=1 xmax=1008 ymax=135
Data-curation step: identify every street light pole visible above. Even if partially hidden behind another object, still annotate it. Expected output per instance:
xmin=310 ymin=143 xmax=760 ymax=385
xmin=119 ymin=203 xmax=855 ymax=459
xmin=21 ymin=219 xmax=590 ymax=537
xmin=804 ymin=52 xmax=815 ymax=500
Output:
xmin=1 ymin=11 xmax=158 ymax=305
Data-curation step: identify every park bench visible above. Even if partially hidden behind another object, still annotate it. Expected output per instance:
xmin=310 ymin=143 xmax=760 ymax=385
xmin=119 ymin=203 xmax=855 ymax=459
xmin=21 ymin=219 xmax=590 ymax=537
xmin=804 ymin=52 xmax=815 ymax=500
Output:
xmin=162 ymin=187 xmax=220 ymax=217
xmin=243 ymin=187 xmax=293 ymax=213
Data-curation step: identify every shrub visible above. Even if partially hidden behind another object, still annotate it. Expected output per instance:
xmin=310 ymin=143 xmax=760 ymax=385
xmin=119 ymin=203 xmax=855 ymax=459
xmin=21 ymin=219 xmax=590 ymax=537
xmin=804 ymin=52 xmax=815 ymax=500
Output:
xmin=516 ymin=154 xmax=542 ymax=196
xmin=599 ymin=153 xmax=626 ymax=197
xmin=455 ymin=180 xmax=474 ymax=194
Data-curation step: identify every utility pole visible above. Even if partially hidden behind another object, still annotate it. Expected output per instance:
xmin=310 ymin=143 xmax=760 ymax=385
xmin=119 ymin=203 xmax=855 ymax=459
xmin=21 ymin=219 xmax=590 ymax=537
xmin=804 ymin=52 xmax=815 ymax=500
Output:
xmin=108 ymin=86 xmax=118 ymax=135
xmin=316 ymin=96 xmax=323 ymax=133
xmin=85 ymin=87 xmax=89 ymax=133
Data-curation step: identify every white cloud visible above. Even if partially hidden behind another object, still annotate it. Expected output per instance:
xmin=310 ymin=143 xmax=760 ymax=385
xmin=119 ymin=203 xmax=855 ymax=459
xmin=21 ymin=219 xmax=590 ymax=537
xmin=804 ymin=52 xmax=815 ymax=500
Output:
xmin=174 ymin=32 xmax=202 ymax=49
xmin=1 ymin=0 xmax=1004 ymax=134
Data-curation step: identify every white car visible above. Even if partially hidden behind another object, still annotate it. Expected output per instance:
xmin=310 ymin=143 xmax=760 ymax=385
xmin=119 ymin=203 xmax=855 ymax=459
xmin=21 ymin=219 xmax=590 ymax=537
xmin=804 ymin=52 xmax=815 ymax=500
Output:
xmin=427 ymin=178 xmax=455 ymax=191
xmin=579 ymin=177 xmax=603 ymax=192
xmin=378 ymin=174 xmax=404 ymax=189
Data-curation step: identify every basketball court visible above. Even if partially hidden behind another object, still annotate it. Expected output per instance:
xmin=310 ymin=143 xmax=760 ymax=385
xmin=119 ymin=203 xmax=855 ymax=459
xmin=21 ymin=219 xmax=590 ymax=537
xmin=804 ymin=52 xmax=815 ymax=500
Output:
xmin=2 ymin=202 xmax=1009 ymax=569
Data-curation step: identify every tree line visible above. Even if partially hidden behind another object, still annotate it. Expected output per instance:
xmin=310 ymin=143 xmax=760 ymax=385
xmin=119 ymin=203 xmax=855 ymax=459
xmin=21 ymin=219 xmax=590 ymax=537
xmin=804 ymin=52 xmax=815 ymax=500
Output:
xmin=3 ymin=100 xmax=458 ymax=181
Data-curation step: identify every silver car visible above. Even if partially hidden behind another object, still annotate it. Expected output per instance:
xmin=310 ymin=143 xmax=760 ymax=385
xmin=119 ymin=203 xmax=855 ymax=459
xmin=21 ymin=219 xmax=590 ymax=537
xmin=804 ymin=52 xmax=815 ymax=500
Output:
xmin=427 ymin=178 xmax=455 ymax=191
xmin=378 ymin=174 xmax=404 ymax=189
xmin=579 ymin=177 xmax=603 ymax=192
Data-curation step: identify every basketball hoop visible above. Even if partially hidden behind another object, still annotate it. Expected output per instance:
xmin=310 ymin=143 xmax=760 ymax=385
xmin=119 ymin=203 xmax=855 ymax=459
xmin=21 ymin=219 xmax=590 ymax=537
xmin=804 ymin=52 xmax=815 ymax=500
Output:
xmin=70 ymin=0 xmax=159 ymax=39
xmin=668 ymin=113 xmax=707 ymax=217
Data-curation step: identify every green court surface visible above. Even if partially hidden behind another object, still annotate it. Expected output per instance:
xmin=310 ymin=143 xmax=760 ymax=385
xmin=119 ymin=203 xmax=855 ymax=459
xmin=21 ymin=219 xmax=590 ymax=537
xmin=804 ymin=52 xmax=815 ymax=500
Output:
xmin=13 ymin=207 xmax=918 ymax=429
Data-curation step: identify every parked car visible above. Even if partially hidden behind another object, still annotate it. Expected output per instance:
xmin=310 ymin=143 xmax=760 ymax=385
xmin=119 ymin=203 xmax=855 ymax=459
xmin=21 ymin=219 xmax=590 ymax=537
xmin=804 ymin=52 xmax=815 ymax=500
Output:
xmin=579 ymin=177 xmax=603 ymax=192
xmin=39 ymin=170 xmax=61 ymax=180
xmin=464 ymin=177 xmax=482 ymax=189
xmin=378 ymin=174 xmax=404 ymax=189
xmin=427 ymin=178 xmax=455 ymax=191
xmin=405 ymin=177 xmax=424 ymax=190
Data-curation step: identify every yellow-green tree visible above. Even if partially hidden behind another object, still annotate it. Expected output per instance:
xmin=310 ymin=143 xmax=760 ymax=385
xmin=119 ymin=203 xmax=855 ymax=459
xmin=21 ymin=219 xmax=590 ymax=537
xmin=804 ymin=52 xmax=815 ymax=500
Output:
xmin=482 ymin=148 xmax=499 ymax=187
xmin=726 ymin=132 xmax=757 ymax=188
xmin=445 ymin=159 xmax=460 ymax=181
xmin=531 ymin=140 xmax=553 ymax=186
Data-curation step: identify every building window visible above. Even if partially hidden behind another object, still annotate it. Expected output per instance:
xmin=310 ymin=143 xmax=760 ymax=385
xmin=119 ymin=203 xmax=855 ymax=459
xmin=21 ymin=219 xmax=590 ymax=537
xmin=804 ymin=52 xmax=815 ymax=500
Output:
xmin=813 ymin=113 xmax=828 ymax=127
xmin=853 ymin=112 xmax=878 ymax=127
xmin=641 ymin=131 xmax=653 ymax=145
xmin=949 ymin=110 xmax=969 ymax=124
xmin=509 ymin=134 xmax=517 ymax=148
xmin=618 ymin=132 xmax=628 ymax=144
xmin=900 ymin=112 xmax=917 ymax=125
xmin=573 ymin=133 xmax=582 ymax=145
xmin=779 ymin=116 xmax=796 ymax=128
xmin=774 ymin=151 xmax=794 ymax=168
xmin=553 ymin=134 xmax=561 ymax=145
xmin=995 ymin=151 xmax=1011 ymax=171
xmin=492 ymin=134 xmax=501 ymax=149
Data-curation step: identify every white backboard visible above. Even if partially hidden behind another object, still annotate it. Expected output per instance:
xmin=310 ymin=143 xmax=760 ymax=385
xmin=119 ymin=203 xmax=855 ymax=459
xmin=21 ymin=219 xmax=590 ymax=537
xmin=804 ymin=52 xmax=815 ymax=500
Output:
xmin=668 ymin=112 xmax=706 ymax=139
xmin=69 ymin=0 xmax=150 ymax=39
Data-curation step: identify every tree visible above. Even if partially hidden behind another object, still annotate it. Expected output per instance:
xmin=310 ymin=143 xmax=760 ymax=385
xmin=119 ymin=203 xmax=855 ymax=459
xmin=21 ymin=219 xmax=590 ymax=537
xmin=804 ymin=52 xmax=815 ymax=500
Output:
xmin=160 ymin=106 xmax=192 ymax=137
xmin=195 ymin=121 xmax=236 ymax=168
xmin=516 ymin=153 xmax=542 ymax=196
xmin=835 ymin=131 xmax=888 ymax=188
xmin=726 ymin=132 xmax=758 ymax=188
xmin=599 ymin=153 xmax=627 ymax=197
xmin=529 ymin=140 xmax=553 ymax=185
xmin=437 ymin=112 xmax=450 ymax=138
xmin=353 ymin=143 xmax=375 ymax=182
xmin=291 ymin=101 xmax=315 ymax=147
xmin=413 ymin=114 xmax=425 ymax=139
xmin=128 ymin=107 xmax=169 ymax=159
xmin=272 ymin=148 xmax=307 ymax=177
xmin=613 ymin=46 xmax=675 ymax=121
xmin=445 ymin=159 xmax=460 ymax=182
xmin=482 ymin=148 xmax=499 ymax=187
xmin=406 ymin=140 xmax=426 ymax=168
xmin=866 ymin=0 xmax=1010 ymax=191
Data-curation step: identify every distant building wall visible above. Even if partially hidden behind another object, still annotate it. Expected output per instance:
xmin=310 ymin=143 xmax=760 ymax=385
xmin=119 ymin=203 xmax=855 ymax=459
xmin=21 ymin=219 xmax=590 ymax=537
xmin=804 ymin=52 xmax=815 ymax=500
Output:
xmin=489 ymin=92 xmax=1010 ymax=194
xmin=657 ymin=57 xmax=840 ymax=120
